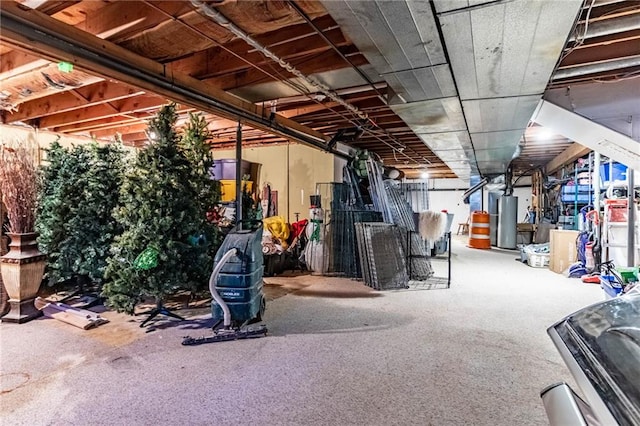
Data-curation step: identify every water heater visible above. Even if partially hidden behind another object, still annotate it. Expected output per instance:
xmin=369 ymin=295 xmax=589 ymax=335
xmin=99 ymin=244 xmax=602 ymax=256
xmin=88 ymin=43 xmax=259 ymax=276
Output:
xmin=498 ymin=196 xmax=518 ymax=249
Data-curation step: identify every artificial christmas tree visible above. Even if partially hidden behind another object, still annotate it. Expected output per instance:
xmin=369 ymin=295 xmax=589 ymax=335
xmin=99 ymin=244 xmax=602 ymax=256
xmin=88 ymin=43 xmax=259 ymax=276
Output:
xmin=36 ymin=140 xmax=70 ymax=278
xmin=180 ymin=112 xmax=222 ymax=288
xmin=36 ymin=141 xmax=124 ymax=291
xmin=103 ymin=104 xmax=214 ymax=319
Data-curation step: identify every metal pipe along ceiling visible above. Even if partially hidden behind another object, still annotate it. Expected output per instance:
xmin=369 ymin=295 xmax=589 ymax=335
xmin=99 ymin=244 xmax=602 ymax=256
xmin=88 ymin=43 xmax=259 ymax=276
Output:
xmin=285 ymin=0 xmax=386 ymax=103
xmin=569 ymin=13 xmax=640 ymax=42
xmin=0 ymin=3 xmax=353 ymax=159
xmin=553 ymin=54 xmax=640 ymax=79
xmin=190 ymin=0 xmax=433 ymax=166
xmin=190 ymin=0 xmax=370 ymax=123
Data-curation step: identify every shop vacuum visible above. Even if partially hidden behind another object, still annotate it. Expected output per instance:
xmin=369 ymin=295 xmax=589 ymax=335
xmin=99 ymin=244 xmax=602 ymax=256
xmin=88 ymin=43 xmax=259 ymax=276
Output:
xmin=182 ymin=220 xmax=267 ymax=345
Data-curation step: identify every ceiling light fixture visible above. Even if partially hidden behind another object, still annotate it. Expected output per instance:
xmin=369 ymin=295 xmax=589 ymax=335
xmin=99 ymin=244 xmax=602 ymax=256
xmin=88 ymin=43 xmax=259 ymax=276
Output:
xmin=537 ymin=128 xmax=555 ymax=140
xmin=421 ymin=171 xmax=429 ymax=179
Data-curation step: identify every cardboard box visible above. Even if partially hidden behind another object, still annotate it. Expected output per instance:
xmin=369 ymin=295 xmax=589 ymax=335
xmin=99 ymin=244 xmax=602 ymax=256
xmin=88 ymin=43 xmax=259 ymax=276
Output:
xmin=549 ymin=230 xmax=579 ymax=274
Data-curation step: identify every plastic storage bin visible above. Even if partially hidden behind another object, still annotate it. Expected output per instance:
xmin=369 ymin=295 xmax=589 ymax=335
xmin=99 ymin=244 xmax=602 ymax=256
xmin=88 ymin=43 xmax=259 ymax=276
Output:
xmin=617 ymin=267 xmax=639 ymax=284
xmin=561 ymin=184 xmax=591 ymax=194
xmin=600 ymin=162 xmax=627 ymax=185
xmin=210 ymin=159 xmax=251 ymax=180
xmin=527 ymin=252 xmax=549 ymax=268
xmin=220 ymin=180 xmax=253 ymax=201
xmin=525 ymin=246 xmax=549 ymax=268
xmin=600 ymin=275 xmax=623 ymax=299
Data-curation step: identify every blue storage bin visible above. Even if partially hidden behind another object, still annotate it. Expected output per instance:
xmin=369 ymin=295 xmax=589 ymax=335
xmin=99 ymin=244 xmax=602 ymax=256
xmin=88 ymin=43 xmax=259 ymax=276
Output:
xmin=600 ymin=275 xmax=623 ymax=299
xmin=561 ymin=185 xmax=591 ymax=194
xmin=600 ymin=162 xmax=627 ymax=185
xmin=561 ymin=193 xmax=593 ymax=203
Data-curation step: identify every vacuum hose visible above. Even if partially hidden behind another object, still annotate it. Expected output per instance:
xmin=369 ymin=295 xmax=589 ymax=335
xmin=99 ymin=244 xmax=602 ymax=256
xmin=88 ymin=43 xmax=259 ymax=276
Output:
xmin=208 ymin=248 xmax=238 ymax=328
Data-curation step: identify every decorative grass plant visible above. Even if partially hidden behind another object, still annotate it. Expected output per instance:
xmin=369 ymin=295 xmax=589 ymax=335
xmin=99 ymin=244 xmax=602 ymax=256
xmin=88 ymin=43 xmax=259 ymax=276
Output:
xmin=0 ymin=140 xmax=39 ymax=234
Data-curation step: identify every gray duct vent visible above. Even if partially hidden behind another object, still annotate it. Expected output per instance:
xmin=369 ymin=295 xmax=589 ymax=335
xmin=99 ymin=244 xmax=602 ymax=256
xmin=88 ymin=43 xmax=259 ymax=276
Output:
xmin=323 ymin=0 xmax=582 ymax=179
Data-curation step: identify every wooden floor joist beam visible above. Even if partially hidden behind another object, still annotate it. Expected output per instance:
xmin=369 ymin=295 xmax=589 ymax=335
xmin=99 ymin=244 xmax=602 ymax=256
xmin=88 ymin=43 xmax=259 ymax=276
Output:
xmin=0 ymin=1 xmax=338 ymax=156
xmin=545 ymin=142 xmax=591 ymax=173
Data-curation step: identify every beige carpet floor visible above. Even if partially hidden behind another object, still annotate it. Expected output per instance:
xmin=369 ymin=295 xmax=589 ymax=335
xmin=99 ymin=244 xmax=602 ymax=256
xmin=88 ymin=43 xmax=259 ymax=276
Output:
xmin=0 ymin=235 xmax=603 ymax=425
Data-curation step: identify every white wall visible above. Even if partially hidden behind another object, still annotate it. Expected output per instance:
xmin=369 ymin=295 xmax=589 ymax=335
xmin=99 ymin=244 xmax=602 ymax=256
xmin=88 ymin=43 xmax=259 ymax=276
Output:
xmin=426 ymin=178 xmax=534 ymax=226
xmin=428 ymin=186 xmax=470 ymax=227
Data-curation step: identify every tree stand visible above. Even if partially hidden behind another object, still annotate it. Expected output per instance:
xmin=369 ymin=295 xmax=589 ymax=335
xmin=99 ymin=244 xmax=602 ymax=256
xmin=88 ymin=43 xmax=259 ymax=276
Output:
xmin=138 ymin=300 xmax=184 ymax=328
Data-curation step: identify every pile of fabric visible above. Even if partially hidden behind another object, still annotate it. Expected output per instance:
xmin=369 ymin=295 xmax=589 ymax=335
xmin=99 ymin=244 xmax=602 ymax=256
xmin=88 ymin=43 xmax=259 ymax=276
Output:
xmin=418 ymin=210 xmax=448 ymax=241
xmin=262 ymin=216 xmax=290 ymax=255
xmin=261 ymin=216 xmax=308 ymax=256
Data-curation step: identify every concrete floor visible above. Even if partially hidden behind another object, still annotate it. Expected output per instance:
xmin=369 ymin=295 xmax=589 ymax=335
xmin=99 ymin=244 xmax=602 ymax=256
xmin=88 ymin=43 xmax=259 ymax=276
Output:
xmin=1 ymin=236 xmax=603 ymax=426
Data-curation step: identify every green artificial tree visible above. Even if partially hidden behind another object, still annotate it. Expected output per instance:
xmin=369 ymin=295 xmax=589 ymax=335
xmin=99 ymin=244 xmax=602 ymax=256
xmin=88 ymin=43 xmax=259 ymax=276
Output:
xmin=36 ymin=140 xmax=125 ymax=291
xmin=242 ymin=180 xmax=258 ymax=221
xmin=102 ymin=104 xmax=213 ymax=317
xmin=180 ymin=112 xmax=222 ymax=247
xmin=65 ymin=143 xmax=125 ymax=287
xmin=36 ymin=140 xmax=71 ymax=269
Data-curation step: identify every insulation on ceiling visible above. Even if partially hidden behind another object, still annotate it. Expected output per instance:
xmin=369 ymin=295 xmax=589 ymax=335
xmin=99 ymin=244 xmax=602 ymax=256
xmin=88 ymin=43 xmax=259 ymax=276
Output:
xmin=215 ymin=0 xmax=326 ymax=35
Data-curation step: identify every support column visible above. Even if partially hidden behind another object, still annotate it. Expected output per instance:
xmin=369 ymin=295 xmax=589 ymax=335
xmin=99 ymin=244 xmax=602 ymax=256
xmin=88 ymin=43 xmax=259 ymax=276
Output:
xmin=235 ymin=122 xmax=242 ymax=226
xmin=628 ymin=169 xmax=636 ymax=267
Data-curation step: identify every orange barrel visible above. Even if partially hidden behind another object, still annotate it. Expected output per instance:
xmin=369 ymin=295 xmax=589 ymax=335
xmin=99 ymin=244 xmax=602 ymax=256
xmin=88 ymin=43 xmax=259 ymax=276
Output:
xmin=468 ymin=211 xmax=491 ymax=249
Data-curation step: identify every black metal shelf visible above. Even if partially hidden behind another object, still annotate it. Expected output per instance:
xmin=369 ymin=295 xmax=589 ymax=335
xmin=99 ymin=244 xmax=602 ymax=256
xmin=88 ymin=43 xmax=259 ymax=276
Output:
xmin=406 ymin=231 xmax=451 ymax=289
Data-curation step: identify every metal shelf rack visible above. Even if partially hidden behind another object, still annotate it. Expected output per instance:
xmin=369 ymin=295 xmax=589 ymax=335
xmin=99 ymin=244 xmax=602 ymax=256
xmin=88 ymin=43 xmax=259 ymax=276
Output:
xmin=406 ymin=230 xmax=451 ymax=290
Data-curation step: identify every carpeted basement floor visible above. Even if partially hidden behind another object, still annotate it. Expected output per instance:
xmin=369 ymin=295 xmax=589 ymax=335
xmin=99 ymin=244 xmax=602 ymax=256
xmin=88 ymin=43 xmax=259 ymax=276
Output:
xmin=1 ymin=236 xmax=603 ymax=426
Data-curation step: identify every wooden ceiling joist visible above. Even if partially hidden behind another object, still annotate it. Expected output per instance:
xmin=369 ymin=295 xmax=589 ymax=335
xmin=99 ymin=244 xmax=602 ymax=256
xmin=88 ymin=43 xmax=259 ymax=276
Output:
xmin=0 ymin=2 xmax=341 ymax=156
xmin=37 ymin=94 xmax=168 ymax=130
xmin=4 ymin=81 xmax=145 ymax=123
xmin=167 ymin=18 xmax=347 ymax=78
xmin=545 ymin=143 xmax=591 ymax=174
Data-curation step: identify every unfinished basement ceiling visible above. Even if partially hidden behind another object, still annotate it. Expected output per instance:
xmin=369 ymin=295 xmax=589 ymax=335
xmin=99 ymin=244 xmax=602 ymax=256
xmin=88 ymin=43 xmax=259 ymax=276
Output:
xmin=322 ymin=0 xmax=582 ymax=179
xmin=0 ymin=0 xmax=639 ymax=180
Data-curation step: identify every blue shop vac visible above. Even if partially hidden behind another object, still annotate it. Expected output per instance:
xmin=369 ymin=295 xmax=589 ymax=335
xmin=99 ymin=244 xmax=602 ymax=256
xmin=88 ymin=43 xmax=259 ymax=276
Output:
xmin=182 ymin=220 xmax=267 ymax=345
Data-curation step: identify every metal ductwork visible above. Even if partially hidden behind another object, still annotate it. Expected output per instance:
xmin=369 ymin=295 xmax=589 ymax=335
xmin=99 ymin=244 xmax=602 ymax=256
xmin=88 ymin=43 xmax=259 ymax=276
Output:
xmin=569 ymin=13 xmax=640 ymax=42
xmin=322 ymin=0 xmax=582 ymax=181
xmin=321 ymin=0 xmax=475 ymax=180
xmin=462 ymin=177 xmax=489 ymax=202
xmin=553 ymin=55 xmax=640 ymax=80
xmin=532 ymin=100 xmax=640 ymax=171
xmin=191 ymin=0 xmax=432 ymax=166
xmin=190 ymin=0 xmax=369 ymax=123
